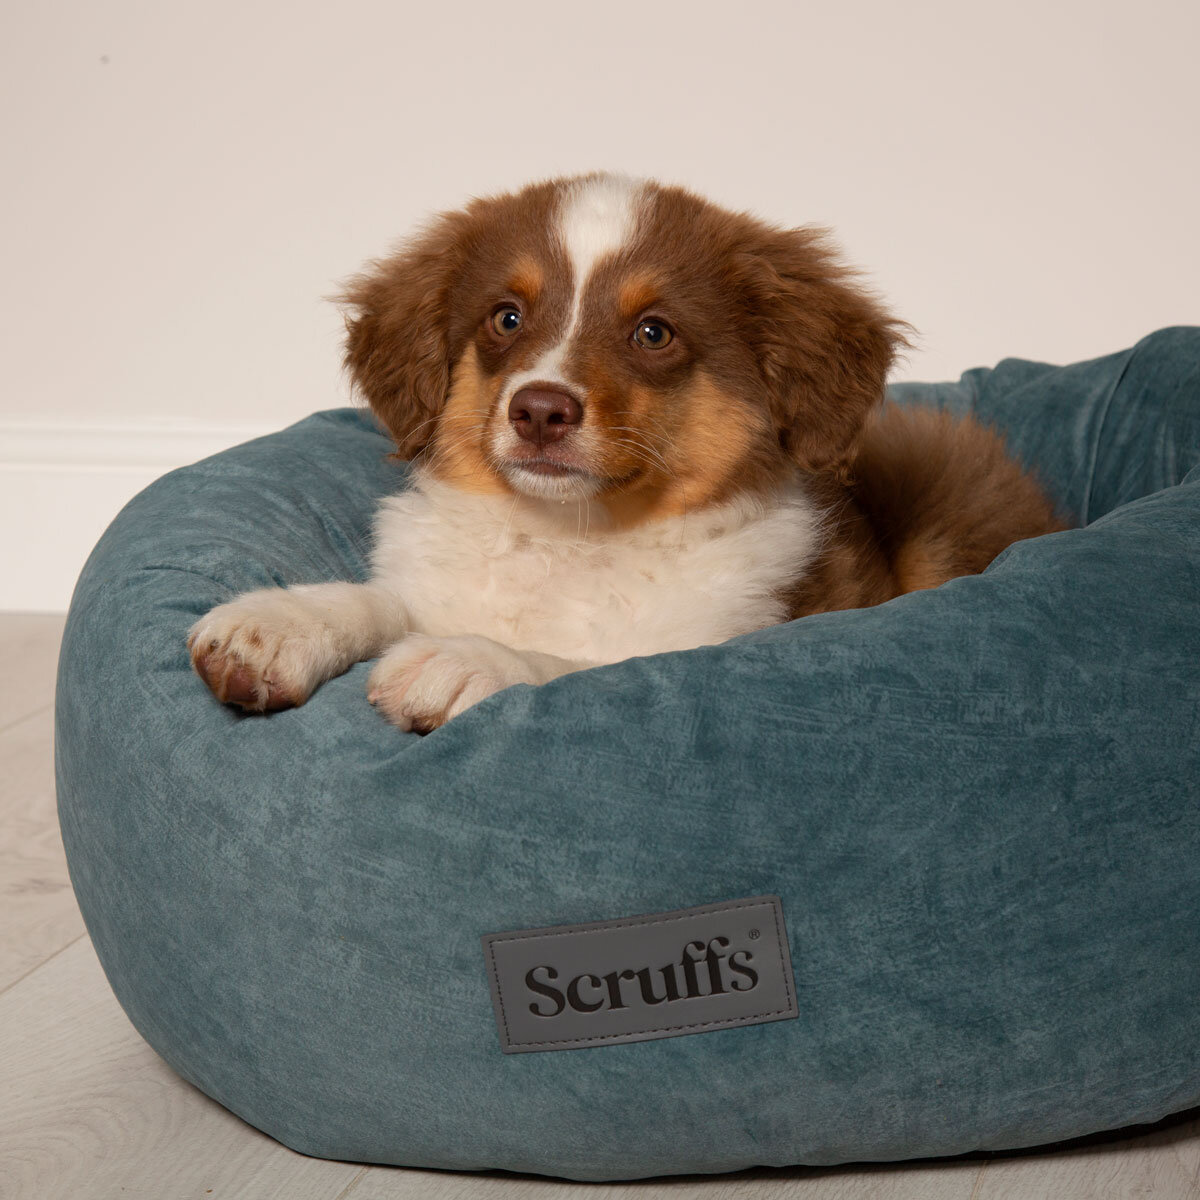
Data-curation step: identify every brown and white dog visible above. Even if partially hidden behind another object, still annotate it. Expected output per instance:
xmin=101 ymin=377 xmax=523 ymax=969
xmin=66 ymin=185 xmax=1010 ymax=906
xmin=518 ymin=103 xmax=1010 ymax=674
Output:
xmin=189 ymin=173 xmax=1063 ymax=732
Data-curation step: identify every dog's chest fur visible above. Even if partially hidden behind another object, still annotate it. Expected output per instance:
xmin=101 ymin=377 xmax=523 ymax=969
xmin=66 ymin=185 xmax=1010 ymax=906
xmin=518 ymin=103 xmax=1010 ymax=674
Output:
xmin=371 ymin=477 xmax=823 ymax=664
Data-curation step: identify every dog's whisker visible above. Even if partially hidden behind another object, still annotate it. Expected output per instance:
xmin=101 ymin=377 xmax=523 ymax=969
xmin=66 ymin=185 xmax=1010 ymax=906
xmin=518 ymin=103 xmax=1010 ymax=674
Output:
xmin=604 ymin=427 xmax=672 ymax=471
xmin=606 ymin=437 xmax=674 ymax=477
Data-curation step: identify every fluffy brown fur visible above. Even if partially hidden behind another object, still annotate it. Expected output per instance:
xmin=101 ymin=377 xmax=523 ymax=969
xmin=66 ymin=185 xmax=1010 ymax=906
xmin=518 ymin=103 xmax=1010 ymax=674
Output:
xmin=791 ymin=406 xmax=1066 ymax=615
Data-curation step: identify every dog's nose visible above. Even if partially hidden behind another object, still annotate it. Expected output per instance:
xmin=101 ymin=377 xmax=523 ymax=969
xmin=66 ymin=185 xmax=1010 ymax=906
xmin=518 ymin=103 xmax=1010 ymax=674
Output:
xmin=508 ymin=387 xmax=583 ymax=446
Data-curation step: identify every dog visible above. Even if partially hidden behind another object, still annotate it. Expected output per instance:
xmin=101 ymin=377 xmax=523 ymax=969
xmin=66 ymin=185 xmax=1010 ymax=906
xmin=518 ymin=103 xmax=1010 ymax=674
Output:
xmin=189 ymin=172 xmax=1064 ymax=732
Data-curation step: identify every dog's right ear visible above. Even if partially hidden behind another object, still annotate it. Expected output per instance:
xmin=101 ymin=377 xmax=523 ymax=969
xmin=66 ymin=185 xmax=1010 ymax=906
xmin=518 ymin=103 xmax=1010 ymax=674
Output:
xmin=340 ymin=212 xmax=468 ymax=459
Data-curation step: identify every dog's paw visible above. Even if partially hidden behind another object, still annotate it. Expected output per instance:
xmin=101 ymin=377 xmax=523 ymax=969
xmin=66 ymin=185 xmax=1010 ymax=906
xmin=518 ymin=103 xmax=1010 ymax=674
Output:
xmin=188 ymin=590 xmax=341 ymax=712
xmin=367 ymin=634 xmax=538 ymax=733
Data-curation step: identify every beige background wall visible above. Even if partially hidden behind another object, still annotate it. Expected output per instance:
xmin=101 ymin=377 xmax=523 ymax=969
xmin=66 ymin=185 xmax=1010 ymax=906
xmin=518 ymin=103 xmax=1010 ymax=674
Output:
xmin=2 ymin=0 xmax=1198 ymax=610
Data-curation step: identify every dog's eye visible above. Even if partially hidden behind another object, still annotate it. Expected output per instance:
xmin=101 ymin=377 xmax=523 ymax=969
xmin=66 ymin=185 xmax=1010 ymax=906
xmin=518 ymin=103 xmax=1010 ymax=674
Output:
xmin=634 ymin=320 xmax=673 ymax=349
xmin=491 ymin=306 xmax=523 ymax=336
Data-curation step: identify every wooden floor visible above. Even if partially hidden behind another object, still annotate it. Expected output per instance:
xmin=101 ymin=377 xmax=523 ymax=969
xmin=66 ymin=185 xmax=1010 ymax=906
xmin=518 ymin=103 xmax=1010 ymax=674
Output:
xmin=2 ymin=613 xmax=1198 ymax=1199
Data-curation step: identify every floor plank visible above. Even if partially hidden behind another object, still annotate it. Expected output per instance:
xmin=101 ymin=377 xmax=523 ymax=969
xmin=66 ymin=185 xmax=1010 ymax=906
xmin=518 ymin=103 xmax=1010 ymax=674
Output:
xmin=0 ymin=707 xmax=85 ymax=992
xmin=0 ymin=612 xmax=65 ymax=730
xmin=0 ymin=937 xmax=365 ymax=1200
xmin=972 ymin=1116 xmax=1200 ymax=1199
xmin=347 ymin=1160 xmax=982 ymax=1199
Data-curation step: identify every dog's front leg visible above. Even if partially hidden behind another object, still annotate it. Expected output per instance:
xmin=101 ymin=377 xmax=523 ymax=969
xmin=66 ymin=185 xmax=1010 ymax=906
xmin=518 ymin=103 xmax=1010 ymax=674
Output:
xmin=367 ymin=634 xmax=588 ymax=733
xmin=188 ymin=582 xmax=407 ymax=712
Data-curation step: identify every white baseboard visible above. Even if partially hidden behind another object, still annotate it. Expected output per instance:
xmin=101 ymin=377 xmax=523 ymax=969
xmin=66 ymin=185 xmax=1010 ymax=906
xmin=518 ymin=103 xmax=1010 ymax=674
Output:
xmin=1 ymin=421 xmax=275 ymax=613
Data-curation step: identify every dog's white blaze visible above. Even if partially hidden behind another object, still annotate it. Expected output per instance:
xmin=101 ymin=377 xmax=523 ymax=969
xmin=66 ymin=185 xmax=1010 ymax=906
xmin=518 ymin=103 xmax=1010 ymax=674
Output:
xmin=558 ymin=173 xmax=642 ymax=334
xmin=504 ymin=174 xmax=643 ymax=398
xmin=497 ymin=174 xmax=645 ymax=500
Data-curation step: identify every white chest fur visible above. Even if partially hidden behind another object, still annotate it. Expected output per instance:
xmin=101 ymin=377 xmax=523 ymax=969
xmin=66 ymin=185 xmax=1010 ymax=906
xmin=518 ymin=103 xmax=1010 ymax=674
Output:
xmin=369 ymin=476 xmax=823 ymax=665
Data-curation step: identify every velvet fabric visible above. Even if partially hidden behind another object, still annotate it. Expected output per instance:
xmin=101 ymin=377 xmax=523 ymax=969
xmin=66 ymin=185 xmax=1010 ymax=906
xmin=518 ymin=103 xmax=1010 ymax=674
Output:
xmin=56 ymin=328 xmax=1200 ymax=1180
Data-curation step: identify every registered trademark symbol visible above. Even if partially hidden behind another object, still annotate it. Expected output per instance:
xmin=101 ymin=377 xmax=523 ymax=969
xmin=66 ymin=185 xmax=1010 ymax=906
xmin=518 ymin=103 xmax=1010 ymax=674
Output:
xmin=748 ymin=928 xmax=760 ymax=940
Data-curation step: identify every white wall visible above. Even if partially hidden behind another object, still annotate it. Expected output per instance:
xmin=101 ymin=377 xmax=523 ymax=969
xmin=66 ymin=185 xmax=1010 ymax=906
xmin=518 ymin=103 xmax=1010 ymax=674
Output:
xmin=3 ymin=0 xmax=1198 ymax=610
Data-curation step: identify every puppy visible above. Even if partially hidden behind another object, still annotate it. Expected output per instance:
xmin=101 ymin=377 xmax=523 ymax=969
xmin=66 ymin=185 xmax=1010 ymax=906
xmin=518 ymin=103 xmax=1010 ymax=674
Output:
xmin=189 ymin=173 xmax=1063 ymax=732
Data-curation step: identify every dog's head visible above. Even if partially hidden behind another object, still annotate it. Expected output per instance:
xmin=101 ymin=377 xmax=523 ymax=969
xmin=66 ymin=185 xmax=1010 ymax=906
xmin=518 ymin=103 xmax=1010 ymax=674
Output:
xmin=342 ymin=173 xmax=908 ymax=522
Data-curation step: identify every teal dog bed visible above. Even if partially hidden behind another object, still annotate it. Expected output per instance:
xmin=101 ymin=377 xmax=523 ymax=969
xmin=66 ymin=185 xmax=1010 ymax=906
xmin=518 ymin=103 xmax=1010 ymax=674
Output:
xmin=56 ymin=328 xmax=1200 ymax=1180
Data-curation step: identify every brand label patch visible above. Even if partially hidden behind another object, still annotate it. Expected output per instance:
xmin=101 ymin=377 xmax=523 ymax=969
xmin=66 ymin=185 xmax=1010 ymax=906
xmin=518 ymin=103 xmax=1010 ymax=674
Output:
xmin=482 ymin=895 xmax=797 ymax=1053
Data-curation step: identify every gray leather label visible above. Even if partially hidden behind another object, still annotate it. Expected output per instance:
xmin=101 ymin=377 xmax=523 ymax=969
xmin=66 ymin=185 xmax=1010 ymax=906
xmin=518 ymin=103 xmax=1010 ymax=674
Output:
xmin=482 ymin=895 xmax=797 ymax=1053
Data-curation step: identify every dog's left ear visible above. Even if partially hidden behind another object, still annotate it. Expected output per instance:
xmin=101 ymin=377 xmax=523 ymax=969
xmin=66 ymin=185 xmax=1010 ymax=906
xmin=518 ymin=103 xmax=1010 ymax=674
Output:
xmin=339 ymin=210 xmax=469 ymax=459
xmin=739 ymin=226 xmax=910 ymax=474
